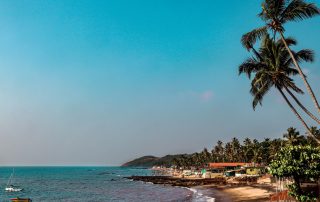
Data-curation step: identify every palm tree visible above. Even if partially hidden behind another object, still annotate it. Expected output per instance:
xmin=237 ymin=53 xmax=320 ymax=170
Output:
xmin=231 ymin=137 xmax=242 ymax=162
xmin=252 ymin=139 xmax=263 ymax=163
xmin=243 ymin=138 xmax=254 ymax=163
xmin=241 ymin=0 xmax=320 ymax=114
xmin=269 ymin=138 xmax=284 ymax=160
xmin=283 ymin=127 xmax=305 ymax=145
xmin=224 ymin=142 xmax=233 ymax=162
xmin=239 ymin=34 xmax=320 ymax=143
xmin=260 ymin=138 xmax=271 ymax=164
xmin=240 ymin=36 xmax=319 ymax=125
xmin=310 ymin=126 xmax=320 ymax=139
xmin=212 ymin=140 xmax=224 ymax=162
xmin=201 ymin=148 xmax=212 ymax=163
xmin=306 ymin=126 xmax=320 ymax=146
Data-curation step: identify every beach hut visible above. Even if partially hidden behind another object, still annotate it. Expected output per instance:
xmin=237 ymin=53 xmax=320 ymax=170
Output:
xmin=224 ymin=170 xmax=236 ymax=177
xmin=235 ymin=169 xmax=246 ymax=177
xmin=208 ymin=162 xmax=246 ymax=171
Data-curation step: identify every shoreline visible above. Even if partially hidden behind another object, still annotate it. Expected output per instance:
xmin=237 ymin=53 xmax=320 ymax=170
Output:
xmin=199 ymin=184 xmax=273 ymax=202
xmin=127 ymin=176 xmax=275 ymax=201
xmin=126 ymin=176 xmax=227 ymax=187
xmin=190 ymin=186 xmax=232 ymax=202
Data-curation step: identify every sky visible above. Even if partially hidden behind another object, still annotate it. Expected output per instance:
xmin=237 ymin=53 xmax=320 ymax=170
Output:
xmin=0 ymin=0 xmax=319 ymax=166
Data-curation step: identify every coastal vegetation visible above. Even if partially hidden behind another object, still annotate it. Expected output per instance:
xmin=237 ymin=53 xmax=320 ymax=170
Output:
xmin=172 ymin=127 xmax=320 ymax=169
xmin=123 ymin=127 xmax=320 ymax=168
xmin=122 ymin=154 xmax=188 ymax=168
xmin=269 ymin=145 xmax=320 ymax=201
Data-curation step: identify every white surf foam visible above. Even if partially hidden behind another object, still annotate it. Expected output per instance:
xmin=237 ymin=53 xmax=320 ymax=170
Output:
xmin=186 ymin=187 xmax=215 ymax=202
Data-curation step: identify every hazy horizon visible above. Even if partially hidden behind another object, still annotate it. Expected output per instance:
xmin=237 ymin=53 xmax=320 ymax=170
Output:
xmin=0 ymin=0 xmax=319 ymax=166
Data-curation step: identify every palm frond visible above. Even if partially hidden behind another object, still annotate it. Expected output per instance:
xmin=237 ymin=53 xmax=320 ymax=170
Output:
xmin=285 ymin=49 xmax=314 ymax=66
xmin=281 ymin=0 xmax=320 ymax=23
xmin=259 ymin=0 xmax=286 ymax=21
xmin=277 ymin=36 xmax=297 ymax=47
xmin=285 ymin=78 xmax=304 ymax=94
xmin=251 ymin=80 xmax=272 ymax=110
xmin=239 ymin=58 xmax=265 ymax=78
xmin=294 ymin=49 xmax=314 ymax=62
xmin=241 ymin=26 xmax=268 ymax=50
xmin=239 ymin=33 xmax=313 ymax=112
xmin=285 ymin=67 xmax=300 ymax=76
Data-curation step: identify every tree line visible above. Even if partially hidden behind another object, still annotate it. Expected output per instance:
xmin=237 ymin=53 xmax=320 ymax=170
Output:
xmin=173 ymin=127 xmax=320 ymax=169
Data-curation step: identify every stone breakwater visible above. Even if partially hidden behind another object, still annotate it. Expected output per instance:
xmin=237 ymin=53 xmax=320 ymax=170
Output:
xmin=125 ymin=176 xmax=227 ymax=187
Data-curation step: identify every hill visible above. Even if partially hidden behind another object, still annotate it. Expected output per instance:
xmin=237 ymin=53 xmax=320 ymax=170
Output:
xmin=121 ymin=154 xmax=187 ymax=168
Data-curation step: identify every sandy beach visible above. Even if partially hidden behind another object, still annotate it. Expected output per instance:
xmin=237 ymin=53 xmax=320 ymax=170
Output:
xmin=128 ymin=175 xmax=278 ymax=201
xmin=196 ymin=184 xmax=275 ymax=202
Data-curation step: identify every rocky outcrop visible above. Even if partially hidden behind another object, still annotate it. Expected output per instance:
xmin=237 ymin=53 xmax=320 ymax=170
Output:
xmin=126 ymin=176 xmax=227 ymax=187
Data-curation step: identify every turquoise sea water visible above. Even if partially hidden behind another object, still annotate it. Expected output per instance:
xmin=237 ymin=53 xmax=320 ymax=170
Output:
xmin=0 ymin=167 xmax=213 ymax=202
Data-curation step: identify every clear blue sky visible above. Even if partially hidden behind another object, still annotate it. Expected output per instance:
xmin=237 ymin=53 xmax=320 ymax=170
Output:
xmin=0 ymin=0 xmax=319 ymax=165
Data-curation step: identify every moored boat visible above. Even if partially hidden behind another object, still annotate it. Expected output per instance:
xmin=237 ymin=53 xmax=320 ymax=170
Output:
xmin=10 ymin=198 xmax=32 ymax=202
xmin=5 ymin=185 xmax=23 ymax=192
xmin=5 ymin=168 xmax=23 ymax=192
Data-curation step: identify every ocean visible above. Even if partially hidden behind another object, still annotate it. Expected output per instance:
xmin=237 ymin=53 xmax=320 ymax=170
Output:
xmin=0 ymin=167 xmax=215 ymax=202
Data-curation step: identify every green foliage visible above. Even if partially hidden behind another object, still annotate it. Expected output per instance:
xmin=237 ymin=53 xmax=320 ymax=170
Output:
xmin=287 ymin=183 xmax=318 ymax=202
xmin=121 ymin=154 xmax=188 ymax=168
xmin=173 ymin=136 xmax=286 ymax=169
xmin=269 ymin=145 xmax=320 ymax=178
xmin=124 ymin=127 xmax=320 ymax=181
xmin=283 ymin=127 xmax=305 ymax=146
xmin=239 ymin=34 xmax=312 ymax=110
xmin=269 ymin=145 xmax=320 ymax=201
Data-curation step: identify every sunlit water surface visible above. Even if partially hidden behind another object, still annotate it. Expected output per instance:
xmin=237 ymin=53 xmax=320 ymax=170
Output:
xmin=0 ymin=167 xmax=216 ymax=201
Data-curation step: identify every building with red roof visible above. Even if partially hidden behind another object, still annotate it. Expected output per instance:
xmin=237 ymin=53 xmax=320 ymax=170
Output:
xmin=208 ymin=162 xmax=246 ymax=169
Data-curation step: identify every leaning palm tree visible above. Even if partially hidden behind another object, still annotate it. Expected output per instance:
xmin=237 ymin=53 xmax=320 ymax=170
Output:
xmin=239 ymin=34 xmax=320 ymax=143
xmin=240 ymin=34 xmax=320 ymax=125
xmin=241 ymin=0 xmax=320 ymax=114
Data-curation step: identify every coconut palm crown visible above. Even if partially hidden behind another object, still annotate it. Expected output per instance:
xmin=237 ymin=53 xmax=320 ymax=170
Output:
xmin=239 ymin=34 xmax=320 ymax=143
xmin=283 ymin=127 xmax=305 ymax=145
xmin=241 ymin=0 xmax=319 ymax=49
xmin=239 ymin=34 xmax=311 ymax=109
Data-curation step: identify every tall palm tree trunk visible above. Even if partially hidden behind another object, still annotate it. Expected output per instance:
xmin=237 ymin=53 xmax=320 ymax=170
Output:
xmin=284 ymin=86 xmax=320 ymax=125
xmin=279 ymin=32 xmax=320 ymax=115
xmin=277 ymin=87 xmax=320 ymax=144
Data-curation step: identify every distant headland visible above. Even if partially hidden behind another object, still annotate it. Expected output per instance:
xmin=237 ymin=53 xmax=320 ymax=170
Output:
xmin=121 ymin=154 xmax=187 ymax=168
